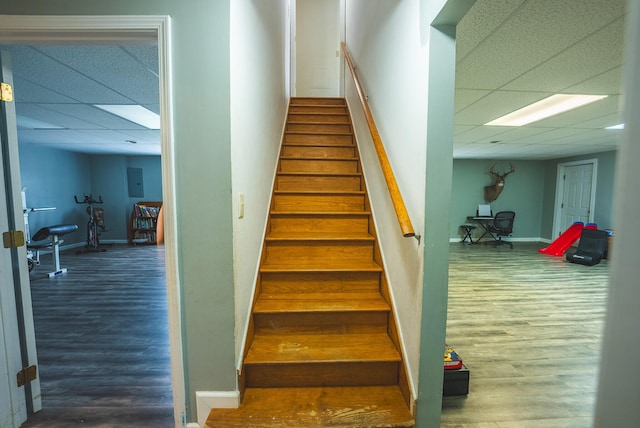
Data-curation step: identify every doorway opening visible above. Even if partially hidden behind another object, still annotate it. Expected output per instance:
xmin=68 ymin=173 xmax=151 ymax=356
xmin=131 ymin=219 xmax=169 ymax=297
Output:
xmin=552 ymin=159 xmax=598 ymax=238
xmin=0 ymin=15 xmax=183 ymax=427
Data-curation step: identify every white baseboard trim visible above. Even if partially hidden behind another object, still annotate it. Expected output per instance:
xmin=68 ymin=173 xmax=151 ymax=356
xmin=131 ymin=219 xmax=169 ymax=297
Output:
xmin=449 ymin=237 xmax=547 ymax=243
xmin=196 ymin=390 xmax=240 ymax=427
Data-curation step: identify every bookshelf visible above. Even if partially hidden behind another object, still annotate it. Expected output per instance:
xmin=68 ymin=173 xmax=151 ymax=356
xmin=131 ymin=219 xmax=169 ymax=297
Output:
xmin=128 ymin=201 xmax=162 ymax=245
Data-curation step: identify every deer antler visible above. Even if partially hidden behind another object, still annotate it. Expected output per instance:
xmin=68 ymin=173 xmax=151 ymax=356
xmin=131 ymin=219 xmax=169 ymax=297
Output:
xmin=489 ymin=164 xmax=498 ymax=177
xmin=503 ymin=162 xmax=515 ymax=177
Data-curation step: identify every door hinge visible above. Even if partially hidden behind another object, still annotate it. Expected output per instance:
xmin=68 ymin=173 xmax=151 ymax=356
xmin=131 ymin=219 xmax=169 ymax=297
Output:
xmin=1 ymin=82 xmax=13 ymax=102
xmin=17 ymin=365 xmax=37 ymax=387
xmin=3 ymin=230 xmax=25 ymax=248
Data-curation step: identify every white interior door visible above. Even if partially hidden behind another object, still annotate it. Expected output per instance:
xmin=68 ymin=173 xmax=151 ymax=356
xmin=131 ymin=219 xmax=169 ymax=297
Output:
xmin=295 ymin=0 xmax=341 ymax=97
xmin=0 ymin=49 xmax=41 ymax=427
xmin=553 ymin=160 xmax=597 ymax=237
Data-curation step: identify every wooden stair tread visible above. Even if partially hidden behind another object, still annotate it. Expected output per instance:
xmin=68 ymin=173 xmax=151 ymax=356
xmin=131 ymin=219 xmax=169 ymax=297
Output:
xmin=255 ymin=293 xmax=389 ymax=312
xmin=260 ymin=259 xmax=382 ymax=272
xmin=206 ymin=386 xmax=414 ymax=427
xmin=277 ymin=171 xmax=361 ymax=176
xmin=266 ymin=231 xmax=374 ymax=241
xmin=273 ymin=190 xmax=365 ymax=195
xmin=285 ymin=130 xmax=353 ymax=136
xmin=270 ymin=210 xmax=371 ymax=216
xmin=244 ymin=333 xmax=400 ymax=364
xmin=280 ymin=156 xmax=358 ymax=161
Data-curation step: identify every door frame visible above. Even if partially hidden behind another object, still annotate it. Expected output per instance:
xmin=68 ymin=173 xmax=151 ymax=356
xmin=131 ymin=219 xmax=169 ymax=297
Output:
xmin=552 ymin=158 xmax=598 ymax=238
xmin=0 ymin=48 xmax=30 ymax=425
xmin=0 ymin=14 xmax=185 ymax=426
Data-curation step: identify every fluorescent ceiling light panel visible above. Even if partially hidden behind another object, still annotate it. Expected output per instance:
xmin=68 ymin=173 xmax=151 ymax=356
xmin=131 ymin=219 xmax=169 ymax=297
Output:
xmin=94 ymin=105 xmax=160 ymax=129
xmin=606 ymin=123 xmax=625 ymax=130
xmin=485 ymin=94 xmax=608 ymax=127
xmin=17 ymin=115 xmax=64 ymax=129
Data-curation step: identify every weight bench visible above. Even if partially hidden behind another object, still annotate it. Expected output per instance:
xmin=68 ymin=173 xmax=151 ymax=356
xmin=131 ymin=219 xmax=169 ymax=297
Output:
xmin=27 ymin=224 xmax=78 ymax=277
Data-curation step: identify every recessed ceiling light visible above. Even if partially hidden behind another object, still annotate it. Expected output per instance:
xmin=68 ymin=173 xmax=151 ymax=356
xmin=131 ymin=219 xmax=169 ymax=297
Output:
xmin=485 ymin=94 xmax=607 ymax=127
xmin=606 ymin=123 xmax=624 ymax=130
xmin=94 ymin=105 xmax=160 ymax=129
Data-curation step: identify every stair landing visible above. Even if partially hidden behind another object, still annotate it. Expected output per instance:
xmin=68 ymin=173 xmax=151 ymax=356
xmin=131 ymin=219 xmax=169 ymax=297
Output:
xmin=206 ymin=386 xmax=414 ymax=427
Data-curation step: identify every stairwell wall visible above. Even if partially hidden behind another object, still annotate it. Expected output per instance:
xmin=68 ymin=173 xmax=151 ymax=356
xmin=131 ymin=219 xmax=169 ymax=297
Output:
xmin=344 ymin=0 xmax=430 ymax=402
xmin=230 ymin=0 xmax=290 ymax=370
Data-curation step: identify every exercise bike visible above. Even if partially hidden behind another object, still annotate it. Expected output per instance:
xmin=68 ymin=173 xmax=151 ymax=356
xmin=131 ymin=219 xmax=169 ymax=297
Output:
xmin=74 ymin=194 xmax=107 ymax=252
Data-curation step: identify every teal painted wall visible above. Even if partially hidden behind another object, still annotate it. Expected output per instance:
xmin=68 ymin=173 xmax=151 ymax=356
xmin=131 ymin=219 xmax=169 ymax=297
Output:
xmin=19 ymin=145 xmax=163 ymax=244
xmin=1 ymin=1 xmax=236 ymax=422
xmin=451 ymin=159 xmax=546 ymax=240
xmin=452 ymin=151 xmax=618 ymax=241
xmin=19 ymin=145 xmax=90 ymax=244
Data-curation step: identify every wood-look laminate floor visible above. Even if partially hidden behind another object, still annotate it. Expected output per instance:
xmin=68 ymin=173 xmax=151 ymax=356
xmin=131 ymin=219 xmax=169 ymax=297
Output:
xmin=23 ymin=244 xmax=174 ymax=428
xmin=442 ymin=242 xmax=609 ymax=428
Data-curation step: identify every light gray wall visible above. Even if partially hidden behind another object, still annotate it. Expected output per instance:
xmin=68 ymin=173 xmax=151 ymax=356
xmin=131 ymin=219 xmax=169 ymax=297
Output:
xmin=595 ymin=1 xmax=640 ymax=425
xmin=230 ymin=0 xmax=289 ymax=366
xmin=451 ymin=159 xmax=546 ymax=239
xmin=0 ymin=0 xmax=235 ymax=421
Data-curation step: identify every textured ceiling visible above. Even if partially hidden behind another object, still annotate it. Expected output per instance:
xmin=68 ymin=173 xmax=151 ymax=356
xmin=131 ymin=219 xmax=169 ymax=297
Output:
xmin=1 ymin=0 xmax=627 ymax=159
xmin=454 ymin=0 xmax=626 ymax=159
xmin=5 ymin=43 xmax=160 ymax=155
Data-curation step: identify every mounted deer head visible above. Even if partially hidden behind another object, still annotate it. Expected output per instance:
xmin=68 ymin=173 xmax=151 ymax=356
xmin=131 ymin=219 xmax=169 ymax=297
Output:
xmin=484 ymin=163 xmax=515 ymax=202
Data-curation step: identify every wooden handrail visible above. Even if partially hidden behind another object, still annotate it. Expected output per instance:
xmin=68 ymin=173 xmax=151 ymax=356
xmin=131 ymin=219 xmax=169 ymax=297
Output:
xmin=341 ymin=42 xmax=417 ymax=240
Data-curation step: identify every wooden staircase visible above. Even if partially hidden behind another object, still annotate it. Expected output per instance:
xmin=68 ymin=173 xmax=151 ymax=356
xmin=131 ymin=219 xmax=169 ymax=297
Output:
xmin=206 ymin=98 xmax=415 ymax=427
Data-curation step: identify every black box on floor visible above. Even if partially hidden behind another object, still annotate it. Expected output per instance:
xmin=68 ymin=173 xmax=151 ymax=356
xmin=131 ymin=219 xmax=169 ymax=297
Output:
xmin=443 ymin=365 xmax=469 ymax=396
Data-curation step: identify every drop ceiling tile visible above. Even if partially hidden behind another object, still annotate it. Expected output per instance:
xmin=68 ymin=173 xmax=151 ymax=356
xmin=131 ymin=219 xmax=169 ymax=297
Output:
xmin=16 ymin=103 xmax=104 ymax=130
xmin=456 ymin=0 xmax=526 ymax=61
xmin=454 ymin=89 xmax=491 ymax=112
xmin=8 ymin=46 xmax=132 ymax=104
xmin=502 ymin=18 xmax=625 ymax=93
xmin=455 ymin=90 xmax=553 ymax=125
xmin=565 ymin=67 xmax=623 ymax=94
xmin=37 ymin=45 xmax=159 ymax=105
xmin=456 ymin=0 xmax=626 ymax=90
xmin=530 ymin=95 xmax=619 ymax=127
xmin=12 ymin=76 xmax=77 ymax=103
xmin=39 ymin=104 xmax=149 ymax=130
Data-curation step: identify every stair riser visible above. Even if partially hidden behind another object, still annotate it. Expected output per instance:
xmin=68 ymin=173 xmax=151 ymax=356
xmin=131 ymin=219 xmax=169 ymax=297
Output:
xmin=280 ymin=159 xmax=358 ymax=174
xmin=272 ymin=194 xmax=365 ymax=212
xmin=270 ymin=215 xmax=369 ymax=234
xmin=281 ymin=145 xmax=356 ymax=158
xmin=288 ymin=113 xmax=350 ymax=123
xmin=244 ymin=362 xmax=399 ymax=388
xmin=291 ymin=97 xmax=345 ymax=106
xmin=259 ymin=271 xmax=381 ymax=294
xmin=264 ymin=241 xmax=374 ymax=265
xmin=254 ymin=311 xmax=389 ymax=335
xmin=284 ymin=133 xmax=353 ymax=146
xmin=286 ymin=123 xmax=352 ymax=133
xmin=276 ymin=175 xmax=362 ymax=191
xmin=289 ymin=105 xmax=347 ymax=114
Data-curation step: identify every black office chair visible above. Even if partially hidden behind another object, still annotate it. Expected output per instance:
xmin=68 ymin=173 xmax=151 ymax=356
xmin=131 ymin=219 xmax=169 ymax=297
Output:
xmin=488 ymin=211 xmax=515 ymax=248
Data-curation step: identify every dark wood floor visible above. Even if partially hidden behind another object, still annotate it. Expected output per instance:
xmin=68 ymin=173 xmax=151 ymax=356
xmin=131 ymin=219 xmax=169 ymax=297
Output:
xmin=442 ymin=241 xmax=609 ymax=427
xmin=23 ymin=244 xmax=174 ymax=428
